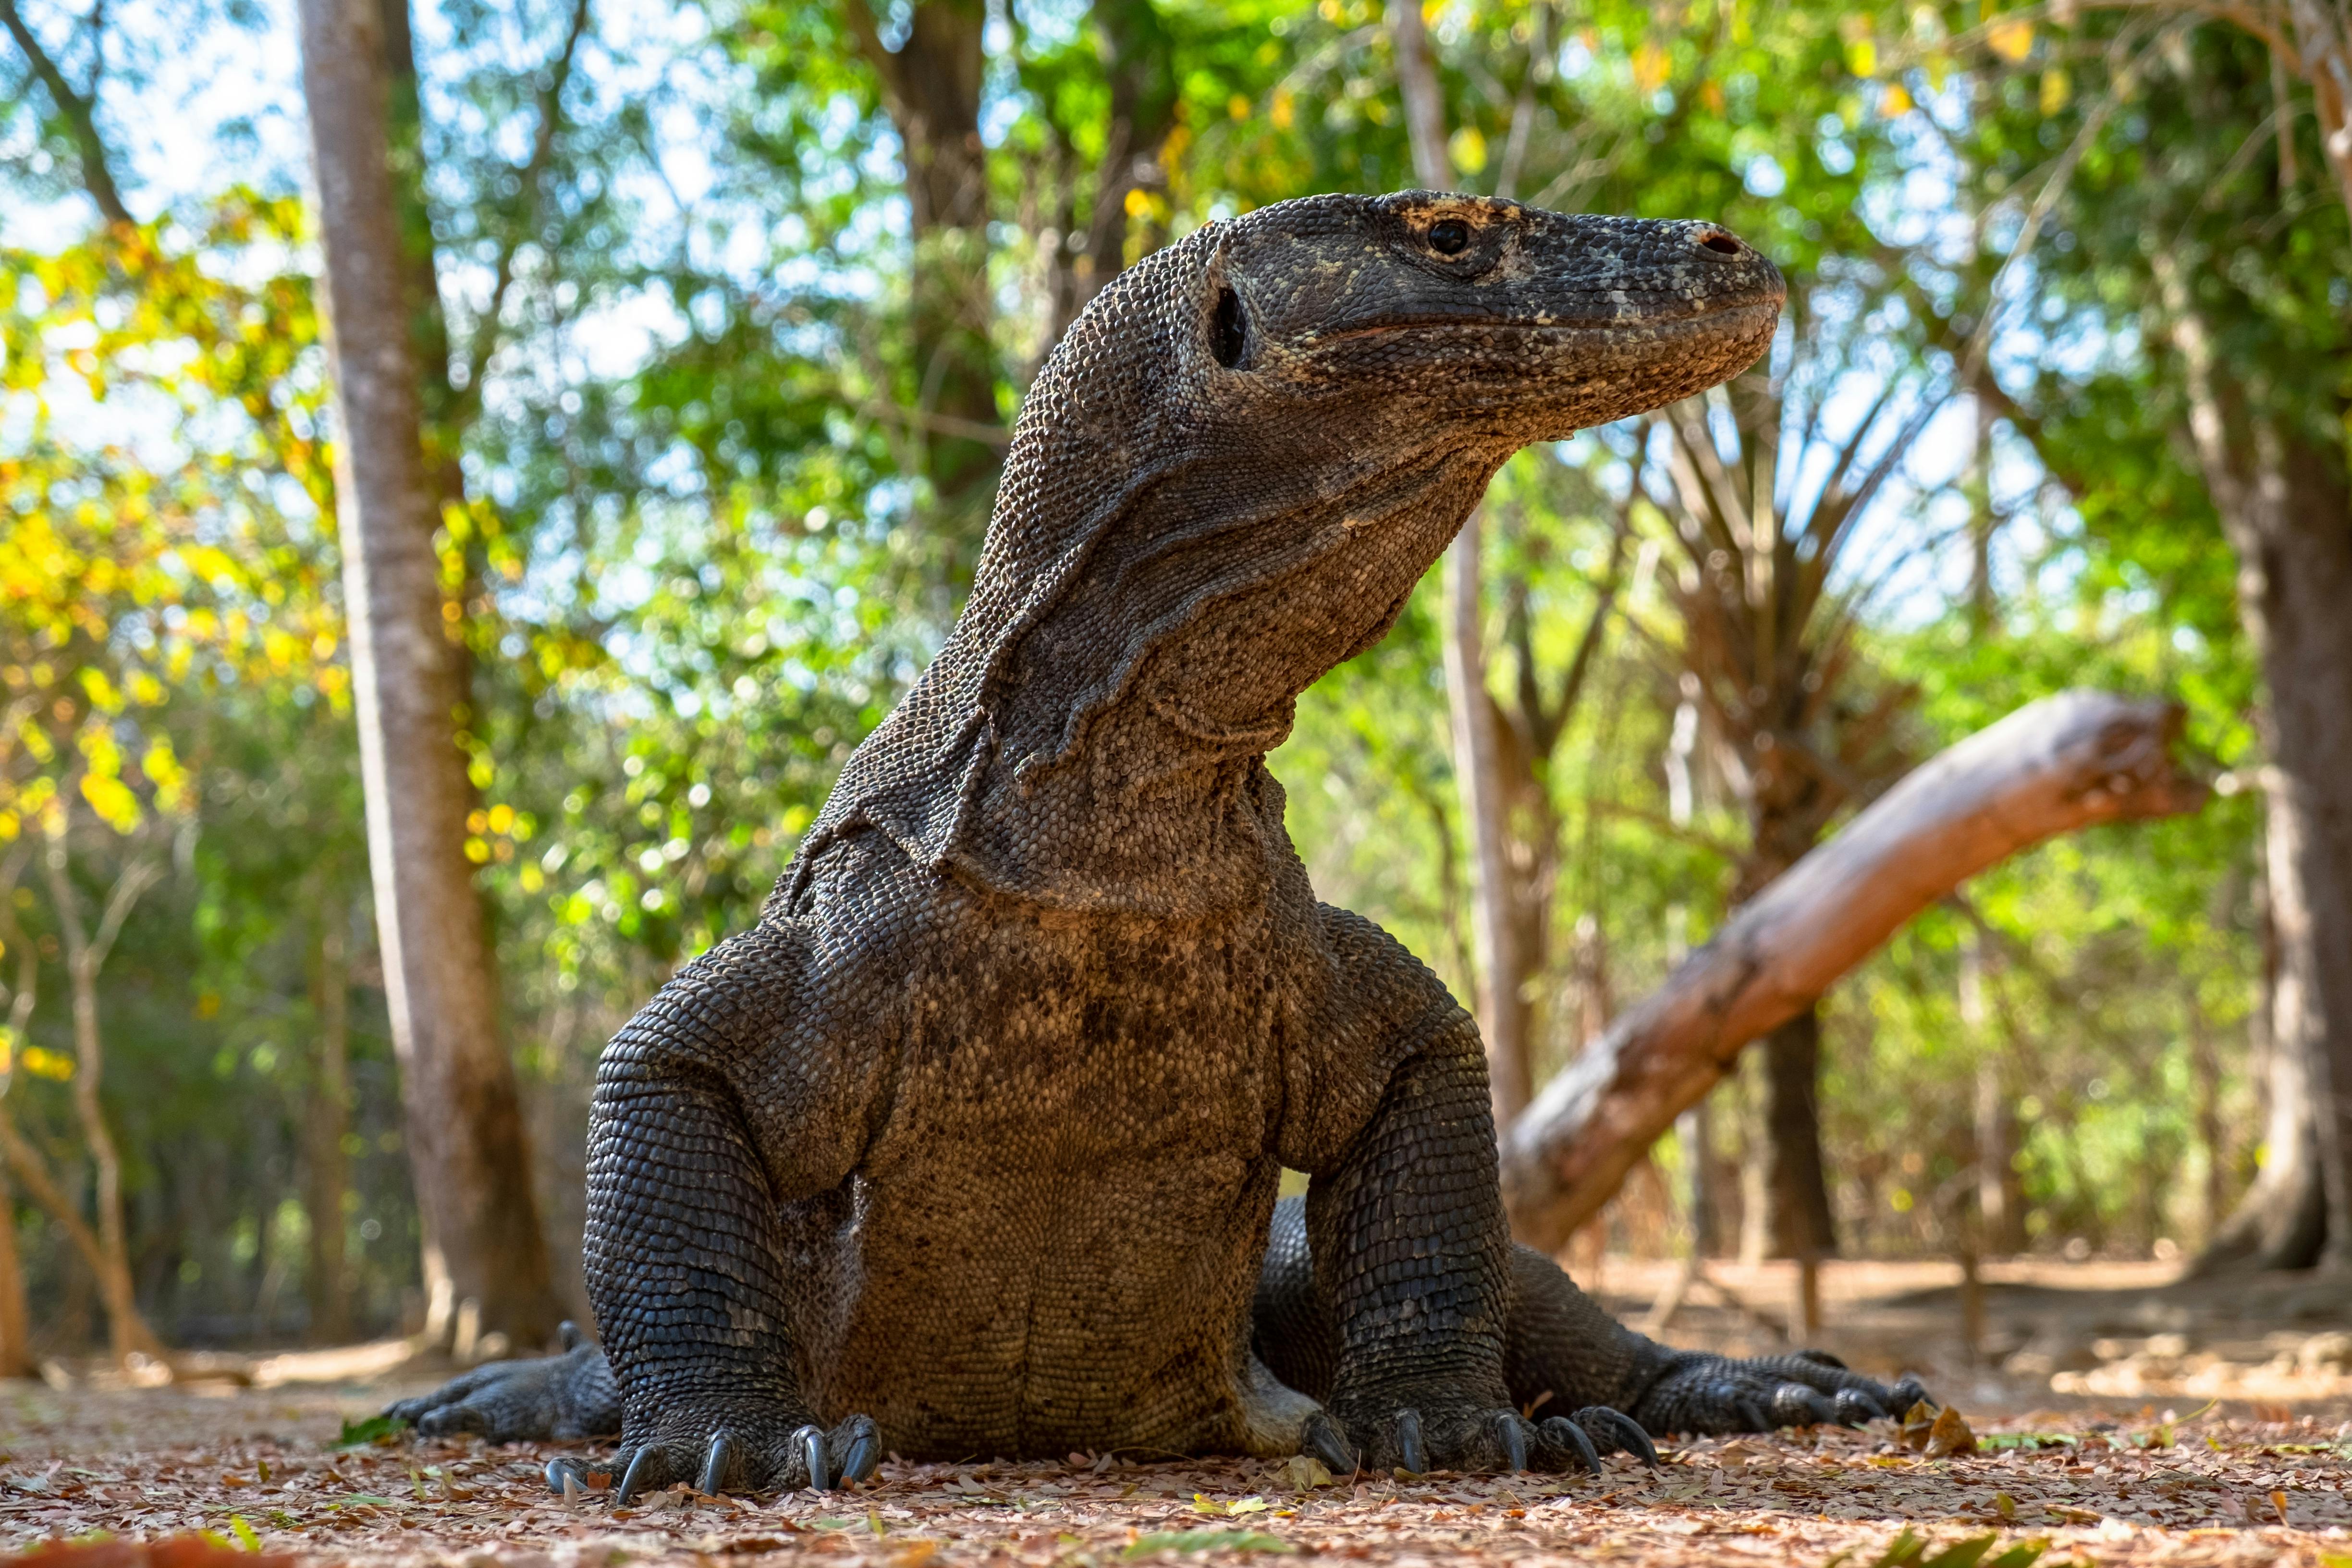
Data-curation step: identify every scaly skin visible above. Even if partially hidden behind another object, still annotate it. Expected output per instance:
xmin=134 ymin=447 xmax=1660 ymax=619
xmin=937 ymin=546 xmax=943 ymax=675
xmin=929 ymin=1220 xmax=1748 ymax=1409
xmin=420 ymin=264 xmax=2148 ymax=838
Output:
xmin=388 ymin=192 xmax=1929 ymax=1496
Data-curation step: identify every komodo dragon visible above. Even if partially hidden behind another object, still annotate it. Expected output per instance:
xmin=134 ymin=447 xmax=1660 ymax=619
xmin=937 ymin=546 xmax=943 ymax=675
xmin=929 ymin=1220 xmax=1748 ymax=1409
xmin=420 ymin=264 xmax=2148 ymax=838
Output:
xmin=390 ymin=191 xmax=1929 ymax=1499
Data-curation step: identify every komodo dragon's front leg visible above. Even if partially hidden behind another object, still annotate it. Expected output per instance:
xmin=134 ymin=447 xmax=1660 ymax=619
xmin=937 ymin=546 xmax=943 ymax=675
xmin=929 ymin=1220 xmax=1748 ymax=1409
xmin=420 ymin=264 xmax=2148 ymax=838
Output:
xmin=1271 ymin=905 xmax=1630 ymax=1474
xmin=581 ymin=920 xmax=883 ymax=1500
xmin=1269 ymin=905 xmax=1930 ymax=1474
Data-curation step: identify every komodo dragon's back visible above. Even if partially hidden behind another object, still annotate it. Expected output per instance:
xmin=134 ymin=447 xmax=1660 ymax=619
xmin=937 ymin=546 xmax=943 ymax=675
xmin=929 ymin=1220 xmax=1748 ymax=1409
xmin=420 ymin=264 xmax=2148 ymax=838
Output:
xmin=390 ymin=192 xmax=1932 ymax=1498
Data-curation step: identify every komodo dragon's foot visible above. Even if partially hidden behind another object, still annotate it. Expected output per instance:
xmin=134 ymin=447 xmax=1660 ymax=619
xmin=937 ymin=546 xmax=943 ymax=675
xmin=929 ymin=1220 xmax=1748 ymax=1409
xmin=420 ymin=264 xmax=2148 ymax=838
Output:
xmin=572 ymin=1404 xmax=880 ymax=1501
xmin=1631 ymin=1349 xmax=1931 ymax=1436
xmin=385 ymin=1322 xmax=621 ymax=1442
xmin=1303 ymin=1391 xmax=1658 ymax=1477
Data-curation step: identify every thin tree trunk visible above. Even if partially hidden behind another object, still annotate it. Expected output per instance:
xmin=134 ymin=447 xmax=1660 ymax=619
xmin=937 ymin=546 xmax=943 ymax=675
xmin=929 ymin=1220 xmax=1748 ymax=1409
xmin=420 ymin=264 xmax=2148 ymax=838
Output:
xmin=1501 ymin=691 xmax=2208 ymax=1250
xmin=1741 ymin=1007 xmax=1837 ymax=1261
xmin=0 ymin=1164 xmax=29 ymax=1377
xmin=305 ymin=914 xmax=355 ymax=1344
xmin=1445 ymin=513 xmax=1531 ymax=1121
xmin=41 ymin=833 xmax=166 ymax=1364
xmin=1385 ymin=0 xmax=1531 ymax=1122
xmin=0 ymin=858 xmax=35 ymax=1378
xmin=298 ymin=0 xmax=563 ymax=1346
xmin=2159 ymin=263 xmax=2352 ymax=1271
xmin=1733 ymin=806 xmax=1839 ymax=1262
xmin=2188 ymin=992 xmax=2226 ymax=1248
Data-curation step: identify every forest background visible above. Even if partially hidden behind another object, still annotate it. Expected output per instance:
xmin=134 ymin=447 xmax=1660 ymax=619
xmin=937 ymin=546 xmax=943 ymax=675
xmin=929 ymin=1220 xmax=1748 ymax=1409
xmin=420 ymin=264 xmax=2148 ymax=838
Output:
xmin=0 ymin=0 xmax=2341 ymax=1364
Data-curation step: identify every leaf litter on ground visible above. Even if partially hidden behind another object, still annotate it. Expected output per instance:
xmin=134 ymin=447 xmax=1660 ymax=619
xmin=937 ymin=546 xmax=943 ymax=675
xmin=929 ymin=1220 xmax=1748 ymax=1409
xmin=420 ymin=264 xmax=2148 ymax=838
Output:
xmin=1 ymin=1381 xmax=2347 ymax=1567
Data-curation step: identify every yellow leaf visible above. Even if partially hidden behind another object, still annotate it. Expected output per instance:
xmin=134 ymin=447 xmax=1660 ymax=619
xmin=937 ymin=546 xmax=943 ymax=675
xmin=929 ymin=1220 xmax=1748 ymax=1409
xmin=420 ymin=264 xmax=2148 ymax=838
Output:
xmin=21 ymin=1045 xmax=75 ymax=1081
xmin=1847 ymin=37 xmax=1878 ymax=76
xmin=1883 ymin=81 xmax=1914 ymax=115
xmin=1632 ymin=40 xmax=1670 ymax=94
xmin=1271 ymin=88 xmax=1296 ymax=129
xmin=1987 ymin=18 xmax=2034 ymax=61
xmin=2039 ymin=67 xmax=2070 ymax=114
xmin=1228 ymin=94 xmax=1251 ymax=120
xmin=1448 ymin=124 xmax=1488 ymax=175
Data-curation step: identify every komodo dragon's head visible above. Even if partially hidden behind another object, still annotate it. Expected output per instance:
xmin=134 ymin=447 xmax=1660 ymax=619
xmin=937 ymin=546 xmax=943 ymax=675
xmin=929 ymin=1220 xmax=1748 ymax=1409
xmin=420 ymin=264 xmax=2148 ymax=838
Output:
xmin=796 ymin=192 xmax=1783 ymax=912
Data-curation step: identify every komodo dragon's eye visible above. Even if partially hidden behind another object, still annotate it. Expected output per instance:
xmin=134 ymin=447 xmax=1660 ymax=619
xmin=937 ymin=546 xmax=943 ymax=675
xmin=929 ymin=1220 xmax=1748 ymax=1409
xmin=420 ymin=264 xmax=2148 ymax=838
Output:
xmin=1427 ymin=219 xmax=1470 ymax=255
xmin=1211 ymin=286 xmax=1250 ymax=368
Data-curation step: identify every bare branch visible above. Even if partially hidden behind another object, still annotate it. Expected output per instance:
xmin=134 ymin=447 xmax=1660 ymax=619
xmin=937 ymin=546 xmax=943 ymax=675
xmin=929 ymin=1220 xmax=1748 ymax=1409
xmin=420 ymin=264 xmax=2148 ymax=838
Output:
xmin=0 ymin=0 xmax=131 ymax=224
xmin=455 ymin=0 xmax=594 ymax=423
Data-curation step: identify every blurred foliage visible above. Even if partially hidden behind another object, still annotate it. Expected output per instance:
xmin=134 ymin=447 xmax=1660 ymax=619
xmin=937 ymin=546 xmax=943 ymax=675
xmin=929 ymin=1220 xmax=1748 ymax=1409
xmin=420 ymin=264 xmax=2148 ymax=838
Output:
xmin=0 ymin=0 xmax=2326 ymax=1350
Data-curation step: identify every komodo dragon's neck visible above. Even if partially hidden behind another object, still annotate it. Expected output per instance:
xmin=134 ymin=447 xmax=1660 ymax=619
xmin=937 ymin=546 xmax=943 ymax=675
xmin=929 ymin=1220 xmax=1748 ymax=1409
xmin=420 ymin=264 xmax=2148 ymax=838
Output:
xmin=782 ymin=192 xmax=1785 ymax=919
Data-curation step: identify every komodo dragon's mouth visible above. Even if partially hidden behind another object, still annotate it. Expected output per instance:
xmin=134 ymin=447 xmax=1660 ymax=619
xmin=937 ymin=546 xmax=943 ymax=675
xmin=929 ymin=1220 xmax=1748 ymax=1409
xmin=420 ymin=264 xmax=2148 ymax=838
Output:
xmin=1307 ymin=293 xmax=1786 ymax=344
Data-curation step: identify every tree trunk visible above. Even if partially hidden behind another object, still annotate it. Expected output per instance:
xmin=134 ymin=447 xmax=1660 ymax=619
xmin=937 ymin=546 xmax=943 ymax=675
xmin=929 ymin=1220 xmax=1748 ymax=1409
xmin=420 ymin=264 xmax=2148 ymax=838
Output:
xmin=1500 ymin=691 xmax=2209 ymax=1250
xmin=1732 ymin=807 xmax=1838 ymax=1263
xmin=1068 ymin=0 xmax=1178 ymax=322
xmin=298 ymin=0 xmax=563 ymax=1347
xmin=1740 ymin=1007 xmax=1837 ymax=1261
xmin=2159 ymin=266 xmax=2352 ymax=1271
xmin=847 ymin=0 xmax=1001 ymax=541
xmin=305 ymin=914 xmax=355 ymax=1344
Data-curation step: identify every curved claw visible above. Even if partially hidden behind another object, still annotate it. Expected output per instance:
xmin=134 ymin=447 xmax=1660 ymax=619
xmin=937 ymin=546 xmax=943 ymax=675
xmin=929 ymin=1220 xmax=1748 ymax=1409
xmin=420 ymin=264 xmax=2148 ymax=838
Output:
xmin=835 ymin=1416 xmax=880 ymax=1485
xmin=1777 ymin=1384 xmax=1838 ymax=1428
xmin=559 ymin=1320 xmax=588 ymax=1352
xmin=1833 ymin=1388 xmax=1886 ymax=1426
xmin=545 ymin=1457 xmax=588 ymax=1496
xmin=1543 ymin=1415 xmax=1603 ymax=1476
xmin=1302 ymin=1411 xmax=1357 ymax=1476
xmin=1394 ymin=1409 xmax=1427 ymax=1476
xmin=793 ymin=1423 xmax=830 ymax=1492
xmin=1794 ymin=1348 xmax=1848 ymax=1371
xmin=698 ymin=1433 xmax=733 ymax=1496
xmin=1735 ymin=1395 xmax=1771 ymax=1433
xmin=1494 ymin=1413 xmax=1529 ymax=1472
xmin=617 ymin=1447 xmax=665 ymax=1506
xmin=1579 ymin=1407 xmax=1660 ymax=1468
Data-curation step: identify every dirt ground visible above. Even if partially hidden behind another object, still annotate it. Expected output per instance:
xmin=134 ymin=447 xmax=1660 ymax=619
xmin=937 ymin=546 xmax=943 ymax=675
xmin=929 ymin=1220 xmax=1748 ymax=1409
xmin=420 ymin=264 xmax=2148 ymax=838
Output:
xmin=3 ymin=1259 xmax=2348 ymax=1568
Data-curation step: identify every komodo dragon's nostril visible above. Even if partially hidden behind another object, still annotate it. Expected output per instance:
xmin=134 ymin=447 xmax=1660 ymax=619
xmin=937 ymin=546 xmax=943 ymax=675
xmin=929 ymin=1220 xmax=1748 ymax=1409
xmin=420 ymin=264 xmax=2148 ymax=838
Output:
xmin=1697 ymin=230 xmax=1743 ymax=256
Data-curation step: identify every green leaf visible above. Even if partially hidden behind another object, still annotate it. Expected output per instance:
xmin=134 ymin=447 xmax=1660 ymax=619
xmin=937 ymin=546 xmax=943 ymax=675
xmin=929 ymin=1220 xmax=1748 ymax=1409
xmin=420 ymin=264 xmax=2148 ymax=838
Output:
xmin=1122 ymin=1528 xmax=1294 ymax=1556
xmin=228 ymin=1515 xmax=262 ymax=1552
xmin=1863 ymin=1531 xmax=1923 ymax=1568
xmin=1917 ymin=1536 xmax=2000 ymax=1568
xmin=1984 ymin=1545 xmax=2050 ymax=1568
xmin=333 ymin=1414 xmax=399 ymax=1448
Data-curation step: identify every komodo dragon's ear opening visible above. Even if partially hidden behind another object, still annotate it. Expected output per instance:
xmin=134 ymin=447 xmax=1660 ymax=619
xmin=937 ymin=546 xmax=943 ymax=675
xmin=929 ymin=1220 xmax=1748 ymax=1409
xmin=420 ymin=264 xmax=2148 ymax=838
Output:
xmin=1211 ymin=285 xmax=1250 ymax=368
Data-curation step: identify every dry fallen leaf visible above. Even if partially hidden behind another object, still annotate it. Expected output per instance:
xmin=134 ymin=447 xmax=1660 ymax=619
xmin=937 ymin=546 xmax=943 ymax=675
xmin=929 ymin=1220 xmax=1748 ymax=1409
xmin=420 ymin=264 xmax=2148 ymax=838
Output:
xmin=1275 ymin=1456 xmax=1332 ymax=1492
xmin=1898 ymin=1401 xmax=1937 ymax=1452
xmin=1923 ymin=1406 xmax=1978 ymax=1458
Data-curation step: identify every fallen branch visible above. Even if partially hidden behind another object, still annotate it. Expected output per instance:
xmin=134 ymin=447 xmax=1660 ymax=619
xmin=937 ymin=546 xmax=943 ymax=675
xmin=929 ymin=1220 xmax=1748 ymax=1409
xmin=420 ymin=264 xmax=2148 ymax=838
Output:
xmin=1501 ymin=689 xmax=2209 ymax=1250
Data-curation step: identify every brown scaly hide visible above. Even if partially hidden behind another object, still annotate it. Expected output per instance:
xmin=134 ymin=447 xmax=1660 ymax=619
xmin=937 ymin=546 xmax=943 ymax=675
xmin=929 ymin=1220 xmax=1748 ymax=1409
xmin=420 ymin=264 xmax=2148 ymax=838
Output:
xmin=390 ymin=193 xmax=1930 ymax=1496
